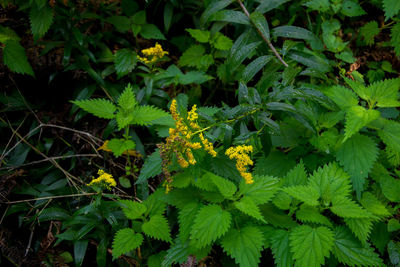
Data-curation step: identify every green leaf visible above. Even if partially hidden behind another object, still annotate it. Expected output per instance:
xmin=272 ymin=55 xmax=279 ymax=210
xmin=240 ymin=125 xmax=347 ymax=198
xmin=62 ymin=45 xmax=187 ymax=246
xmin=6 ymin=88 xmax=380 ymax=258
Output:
xmin=284 ymin=161 xmax=308 ymax=186
xmin=106 ymin=16 xmax=131 ymax=32
xmin=30 ymin=4 xmax=53 ymax=39
xmin=283 ymin=185 xmax=320 ymax=206
xmin=322 ymin=20 xmax=347 ymax=52
xmin=190 ymin=204 xmax=231 ymax=248
xmin=106 ymin=138 xmax=135 ymax=157
xmin=140 ymin=24 xmax=165 ymax=40
xmin=250 ymin=12 xmax=270 ymax=39
xmin=241 ymin=56 xmax=272 ymax=84
xmin=255 ymin=0 xmax=290 ymax=13
xmin=114 ymin=49 xmax=137 ymax=78
xmin=360 ymin=192 xmax=390 ymax=217
xmin=131 ymin=105 xmax=169 ymax=126
xmin=38 ymin=207 xmax=69 ymax=222
xmin=333 ymin=226 xmax=383 ymax=266
xmin=273 ymin=26 xmax=323 ymax=50
xmin=72 ymin=99 xmax=116 ymax=119
xmin=210 ymin=10 xmax=250 ymax=25
xmin=119 ymin=200 xmax=147 ymax=220
xmin=74 ymin=240 xmax=88 ymax=267
xmin=178 ymin=71 xmax=213 ymax=85
xmin=112 ymin=228 xmax=143 ymax=259
xmin=383 ymin=0 xmax=400 ymax=20
xmin=388 ymin=219 xmax=400 ymax=232
xmin=309 ymin=163 xmax=351 ymax=205
xmin=118 ymin=84 xmax=137 ymax=111
xmin=289 ymin=225 xmax=334 ymax=267
xmin=391 ymin=22 xmax=400 ymax=56
xmin=336 ymin=134 xmax=378 ymax=196
xmin=179 ymin=45 xmax=213 ymax=70
xmin=330 ymin=197 xmax=372 ymax=218
xmin=200 ymin=0 xmax=234 ymax=26
xmin=206 ymin=172 xmax=237 ymax=199
xmin=388 ymin=241 xmax=400 ymax=266
xmin=136 ymin=150 xmax=162 ymax=184
xmin=367 ymin=78 xmax=400 ymax=108
xmin=296 ymin=204 xmax=332 ymax=227
xmin=178 ymin=202 xmax=202 ymax=242
xmin=254 ymin=151 xmax=296 ymax=177
xmin=345 ymin=217 xmax=373 ymax=243
xmin=142 ymin=215 xmax=171 ymax=242
xmin=344 ymin=106 xmax=380 ymax=141
xmin=303 ymin=0 xmax=330 ymax=11
xmin=340 ymin=0 xmax=366 ymax=17
xmin=3 ymin=40 xmax=34 ymax=76
xmin=0 ymin=25 xmax=20 ymax=43
xmin=239 ymin=175 xmax=280 ymax=204
xmin=360 ymin=21 xmax=380 ymax=45
xmin=269 ymin=229 xmax=295 ymax=267
xmin=221 ymin=226 xmax=264 ymax=267
xmin=186 ymin=29 xmax=210 ymax=43
xmin=210 ymin=32 xmax=233 ymax=50
xmin=234 ymin=197 xmax=266 ymax=223
xmin=378 ymin=120 xmax=400 ymax=166
xmin=322 ymin=85 xmax=359 ymax=110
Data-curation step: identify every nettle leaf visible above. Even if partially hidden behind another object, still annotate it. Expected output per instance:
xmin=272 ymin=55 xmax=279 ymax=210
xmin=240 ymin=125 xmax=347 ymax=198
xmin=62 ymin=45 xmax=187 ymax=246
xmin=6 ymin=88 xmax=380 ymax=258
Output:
xmin=107 ymin=138 xmax=136 ymax=157
xmin=391 ymin=22 xmax=400 ymax=56
xmin=234 ymin=197 xmax=266 ymax=223
xmin=186 ymin=29 xmax=210 ymax=43
xmin=360 ymin=192 xmax=391 ymax=218
xmin=378 ymin=120 xmax=400 ymax=166
xmin=142 ymin=215 xmax=171 ymax=242
xmin=178 ymin=202 xmax=202 ymax=242
xmin=179 ymin=45 xmax=205 ymax=67
xmin=283 ymin=185 xmax=320 ymax=206
xmin=131 ymin=106 xmax=169 ymax=126
xmin=118 ymin=84 xmax=137 ymax=111
xmin=360 ymin=21 xmax=380 ymax=45
xmin=303 ymin=0 xmax=330 ymax=12
xmin=330 ymin=197 xmax=372 ymax=219
xmin=112 ymin=228 xmax=143 ymax=259
xmin=119 ymin=200 xmax=147 ymax=220
xmin=136 ymin=150 xmax=162 ymax=184
xmin=344 ymin=106 xmax=380 ymax=141
xmin=269 ymin=229 xmax=295 ymax=267
xmin=114 ymin=49 xmax=137 ymax=78
xmin=322 ymin=85 xmax=359 ymax=110
xmin=210 ymin=32 xmax=233 ymax=50
xmin=190 ymin=204 xmax=231 ymax=248
xmin=140 ymin=24 xmax=165 ymax=40
xmin=336 ymin=134 xmax=378 ymax=196
xmin=309 ymin=163 xmax=351 ymax=205
xmin=3 ymin=40 xmax=34 ymax=76
xmin=383 ymin=0 xmax=400 ymax=20
xmin=289 ymin=225 xmax=334 ymax=267
xmin=72 ymin=99 xmax=116 ymax=119
xmin=345 ymin=218 xmax=373 ymax=243
xmin=333 ymin=226 xmax=383 ymax=266
xmin=239 ymin=175 xmax=279 ymax=204
xmin=296 ymin=204 xmax=332 ymax=227
xmin=0 ymin=25 xmax=20 ymax=43
xmin=30 ymin=4 xmax=53 ymax=39
xmin=284 ymin=161 xmax=308 ymax=186
xmin=206 ymin=172 xmax=237 ymax=199
xmin=368 ymin=78 xmax=400 ymax=108
xmin=221 ymin=226 xmax=264 ymax=267
xmin=340 ymin=0 xmax=366 ymax=17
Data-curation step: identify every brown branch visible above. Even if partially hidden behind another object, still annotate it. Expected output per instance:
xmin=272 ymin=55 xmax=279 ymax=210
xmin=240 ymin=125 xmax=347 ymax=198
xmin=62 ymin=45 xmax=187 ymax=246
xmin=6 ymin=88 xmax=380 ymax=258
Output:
xmin=237 ymin=0 xmax=289 ymax=68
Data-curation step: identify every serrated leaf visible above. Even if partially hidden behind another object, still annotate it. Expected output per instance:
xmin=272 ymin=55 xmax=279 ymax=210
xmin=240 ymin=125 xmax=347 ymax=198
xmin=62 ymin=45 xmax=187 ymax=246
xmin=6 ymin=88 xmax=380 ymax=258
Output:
xmin=333 ymin=226 xmax=383 ymax=266
xmin=345 ymin=217 xmax=374 ymax=243
xmin=239 ymin=175 xmax=279 ymax=204
xmin=178 ymin=202 xmax=202 ymax=242
xmin=367 ymin=78 xmax=400 ymax=108
xmin=269 ymin=229 xmax=295 ymax=267
xmin=0 ymin=25 xmax=20 ymax=43
xmin=250 ymin=12 xmax=270 ymax=39
xmin=360 ymin=192 xmax=390 ymax=217
xmin=119 ymin=200 xmax=147 ymax=220
xmin=391 ymin=22 xmax=400 ymax=56
xmin=3 ymin=40 xmax=34 ymax=76
xmin=179 ymin=45 xmax=212 ymax=70
xmin=72 ymin=99 xmax=116 ymax=119
xmin=118 ymin=84 xmax=137 ymax=111
xmin=341 ymin=0 xmax=366 ymax=17
xmin=136 ymin=150 xmax=162 ymax=184
xmin=378 ymin=120 xmax=400 ymax=166
xmin=30 ymin=4 xmax=53 ymax=39
xmin=107 ymin=138 xmax=135 ymax=157
xmin=296 ymin=204 xmax=332 ymax=227
xmin=142 ymin=215 xmax=171 ymax=242
xmin=284 ymin=161 xmax=308 ymax=186
xmin=303 ymin=0 xmax=330 ymax=11
xmin=330 ymin=197 xmax=372 ymax=218
xmin=112 ymin=229 xmax=143 ymax=259
xmin=206 ymin=172 xmax=237 ymax=199
xmin=336 ymin=134 xmax=378 ymax=196
xmin=360 ymin=21 xmax=380 ymax=45
xmin=131 ymin=105 xmax=169 ymax=126
xmin=221 ymin=226 xmax=264 ymax=267
xmin=344 ymin=106 xmax=380 ymax=141
xmin=383 ymin=0 xmax=400 ymax=20
xmin=211 ymin=32 xmax=233 ymax=50
xmin=178 ymin=71 xmax=213 ymax=85
xmin=190 ymin=205 xmax=231 ymax=248
xmin=140 ymin=24 xmax=165 ymax=40
xmin=186 ymin=29 xmax=210 ymax=43
xmin=289 ymin=225 xmax=334 ymax=267
xmin=283 ymin=185 xmax=320 ymax=206
xmin=234 ymin=197 xmax=266 ymax=223
xmin=322 ymin=85 xmax=359 ymax=110
xmin=114 ymin=49 xmax=137 ymax=78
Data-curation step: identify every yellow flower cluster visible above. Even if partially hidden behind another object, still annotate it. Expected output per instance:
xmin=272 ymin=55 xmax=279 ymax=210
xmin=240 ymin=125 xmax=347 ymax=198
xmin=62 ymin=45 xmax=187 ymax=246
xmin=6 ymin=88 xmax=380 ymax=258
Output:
xmin=137 ymin=43 xmax=168 ymax=64
xmin=87 ymin=169 xmax=117 ymax=190
xmin=225 ymin=145 xmax=254 ymax=184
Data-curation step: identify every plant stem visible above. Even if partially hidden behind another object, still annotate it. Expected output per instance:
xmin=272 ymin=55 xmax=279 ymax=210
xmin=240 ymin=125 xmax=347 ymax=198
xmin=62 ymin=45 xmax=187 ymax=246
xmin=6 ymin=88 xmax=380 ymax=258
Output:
xmin=236 ymin=0 xmax=289 ymax=68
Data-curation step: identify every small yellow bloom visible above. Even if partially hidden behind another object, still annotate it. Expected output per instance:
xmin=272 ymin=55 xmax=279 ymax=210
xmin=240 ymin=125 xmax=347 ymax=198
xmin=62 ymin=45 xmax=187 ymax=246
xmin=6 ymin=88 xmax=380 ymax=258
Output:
xmin=225 ymin=145 xmax=254 ymax=184
xmin=88 ymin=169 xmax=117 ymax=189
xmin=137 ymin=42 xmax=168 ymax=64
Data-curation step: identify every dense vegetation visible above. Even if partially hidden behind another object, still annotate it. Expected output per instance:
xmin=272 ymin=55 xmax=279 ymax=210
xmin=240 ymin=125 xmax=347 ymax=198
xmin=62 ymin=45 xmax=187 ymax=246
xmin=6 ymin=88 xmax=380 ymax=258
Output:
xmin=1 ymin=0 xmax=400 ymax=266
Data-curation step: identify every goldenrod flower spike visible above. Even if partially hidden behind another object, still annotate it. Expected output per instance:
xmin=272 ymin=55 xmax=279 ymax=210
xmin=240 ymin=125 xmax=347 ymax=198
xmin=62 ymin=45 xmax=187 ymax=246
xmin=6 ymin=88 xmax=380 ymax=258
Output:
xmin=137 ymin=42 xmax=169 ymax=64
xmin=87 ymin=169 xmax=117 ymax=189
xmin=225 ymin=145 xmax=254 ymax=184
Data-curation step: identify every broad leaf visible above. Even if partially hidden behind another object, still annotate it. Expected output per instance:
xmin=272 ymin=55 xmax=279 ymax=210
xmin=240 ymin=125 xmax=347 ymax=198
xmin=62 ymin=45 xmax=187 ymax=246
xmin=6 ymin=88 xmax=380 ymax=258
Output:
xmin=72 ymin=99 xmax=116 ymax=119
xmin=114 ymin=49 xmax=137 ymax=78
xmin=344 ymin=106 xmax=380 ymax=141
xmin=119 ymin=200 xmax=147 ymax=220
xmin=383 ymin=0 xmax=400 ymax=20
xmin=269 ymin=229 xmax=295 ymax=267
xmin=239 ymin=175 xmax=279 ymax=204
xmin=136 ymin=150 xmax=162 ymax=184
xmin=234 ymin=197 xmax=266 ymax=223
xmin=3 ymin=40 xmax=34 ymax=76
xmin=112 ymin=228 xmax=143 ymax=259
xmin=283 ymin=185 xmax=320 ymax=206
xmin=30 ymin=4 xmax=53 ymax=39
xmin=142 ymin=215 xmax=171 ymax=242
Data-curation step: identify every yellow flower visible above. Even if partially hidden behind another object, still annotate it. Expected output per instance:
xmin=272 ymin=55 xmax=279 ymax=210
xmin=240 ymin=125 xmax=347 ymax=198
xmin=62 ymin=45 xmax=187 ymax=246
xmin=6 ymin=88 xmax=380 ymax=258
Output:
xmin=225 ymin=145 xmax=254 ymax=184
xmin=87 ymin=169 xmax=117 ymax=189
xmin=137 ymin=42 xmax=168 ymax=64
